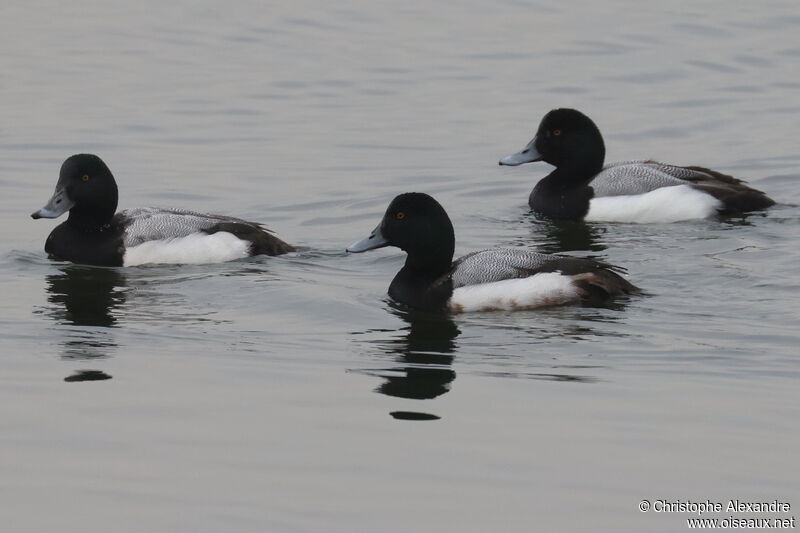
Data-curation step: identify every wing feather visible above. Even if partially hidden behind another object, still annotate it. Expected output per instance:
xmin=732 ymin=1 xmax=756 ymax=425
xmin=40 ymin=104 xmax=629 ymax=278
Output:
xmin=590 ymin=160 xmax=711 ymax=197
xmin=451 ymin=248 xmax=561 ymax=288
xmin=118 ymin=207 xmax=264 ymax=247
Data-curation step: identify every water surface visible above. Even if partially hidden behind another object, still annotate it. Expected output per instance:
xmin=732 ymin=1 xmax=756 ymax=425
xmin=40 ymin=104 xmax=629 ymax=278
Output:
xmin=1 ymin=2 xmax=798 ymax=531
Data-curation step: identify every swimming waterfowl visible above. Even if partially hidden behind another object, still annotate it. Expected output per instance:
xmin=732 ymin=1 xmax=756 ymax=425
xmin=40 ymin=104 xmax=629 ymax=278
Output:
xmin=499 ymin=108 xmax=775 ymax=222
xmin=346 ymin=192 xmax=638 ymax=313
xmin=31 ymin=154 xmax=294 ymax=266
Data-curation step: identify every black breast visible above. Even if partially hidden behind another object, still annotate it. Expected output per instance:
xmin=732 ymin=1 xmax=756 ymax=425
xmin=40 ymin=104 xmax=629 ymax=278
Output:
xmin=45 ymin=221 xmax=126 ymax=266
xmin=529 ymin=180 xmax=594 ymax=220
xmin=388 ymin=267 xmax=454 ymax=311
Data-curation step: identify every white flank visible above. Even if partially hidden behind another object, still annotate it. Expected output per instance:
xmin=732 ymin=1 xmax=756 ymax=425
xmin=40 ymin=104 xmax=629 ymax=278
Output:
xmin=585 ymin=184 xmax=722 ymax=223
xmin=447 ymin=272 xmax=580 ymax=313
xmin=123 ymin=232 xmax=250 ymax=266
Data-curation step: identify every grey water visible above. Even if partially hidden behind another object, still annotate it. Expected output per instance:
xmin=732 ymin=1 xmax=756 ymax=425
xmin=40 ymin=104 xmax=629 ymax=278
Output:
xmin=1 ymin=1 xmax=799 ymax=531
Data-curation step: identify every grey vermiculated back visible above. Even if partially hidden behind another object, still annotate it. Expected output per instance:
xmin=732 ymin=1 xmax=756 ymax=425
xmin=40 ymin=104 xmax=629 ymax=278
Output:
xmin=450 ymin=248 xmax=556 ymax=287
xmin=590 ymin=160 xmax=712 ymax=196
xmin=119 ymin=207 xmax=261 ymax=247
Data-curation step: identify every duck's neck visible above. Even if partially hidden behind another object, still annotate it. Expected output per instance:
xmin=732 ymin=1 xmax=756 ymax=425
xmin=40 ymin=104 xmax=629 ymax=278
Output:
xmin=403 ymin=245 xmax=453 ymax=276
xmin=544 ymin=135 xmax=605 ymax=190
xmin=389 ymin=246 xmax=455 ymax=311
xmin=530 ymin=147 xmax=601 ymax=220
xmin=67 ymin=206 xmax=116 ymax=232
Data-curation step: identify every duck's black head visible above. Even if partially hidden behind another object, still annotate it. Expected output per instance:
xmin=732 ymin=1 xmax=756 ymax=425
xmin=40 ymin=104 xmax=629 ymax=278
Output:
xmin=32 ymin=154 xmax=119 ymax=225
xmin=500 ymin=108 xmax=605 ymax=174
xmin=347 ymin=192 xmax=456 ymax=271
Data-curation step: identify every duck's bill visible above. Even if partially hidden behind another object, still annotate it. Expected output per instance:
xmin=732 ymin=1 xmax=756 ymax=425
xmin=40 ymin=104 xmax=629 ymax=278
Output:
xmin=31 ymin=186 xmax=74 ymax=219
xmin=499 ymin=136 xmax=542 ymax=166
xmin=346 ymin=222 xmax=389 ymax=253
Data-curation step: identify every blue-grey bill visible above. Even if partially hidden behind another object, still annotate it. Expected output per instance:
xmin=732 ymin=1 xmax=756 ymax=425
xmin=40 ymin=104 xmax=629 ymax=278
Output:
xmin=346 ymin=223 xmax=389 ymax=253
xmin=31 ymin=186 xmax=74 ymax=219
xmin=499 ymin=136 xmax=542 ymax=166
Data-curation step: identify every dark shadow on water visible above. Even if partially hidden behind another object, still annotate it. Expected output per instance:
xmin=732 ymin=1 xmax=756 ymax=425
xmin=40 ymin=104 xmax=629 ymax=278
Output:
xmin=390 ymin=411 xmax=440 ymax=421
xmin=351 ymin=303 xmax=461 ymax=420
xmin=475 ymin=370 xmax=598 ymax=383
xmin=58 ymin=336 xmax=118 ymax=360
xmin=372 ymin=304 xmax=459 ymax=401
xmin=351 ymin=291 xmax=639 ymax=417
xmin=64 ymin=370 xmax=113 ymax=382
xmin=523 ymin=213 xmax=608 ymax=254
xmin=718 ymin=210 xmax=774 ymax=227
xmin=40 ymin=264 xmax=126 ymax=368
xmin=45 ymin=265 xmax=126 ymax=328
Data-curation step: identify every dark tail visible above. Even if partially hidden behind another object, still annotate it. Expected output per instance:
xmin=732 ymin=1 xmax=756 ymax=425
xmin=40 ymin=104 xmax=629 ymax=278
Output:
xmin=683 ymin=166 xmax=775 ymax=214
xmin=571 ymin=271 xmax=641 ymax=301
xmin=206 ymin=221 xmax=295 ymax=256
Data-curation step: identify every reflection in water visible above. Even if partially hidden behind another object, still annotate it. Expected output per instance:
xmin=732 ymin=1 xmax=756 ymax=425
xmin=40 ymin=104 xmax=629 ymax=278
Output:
xmin=42 ymin=265 xmax=126 ymax=368
xmin=46 ymin=265 xmax=126 ymax=328
xmin=530 ymin=216 xmax=608 ymax=254
xmin=353 ymin=288 xmax=637 ymax=418
xmin=353 ymin=304 xmax=460 ymax=420
xmin=58 ymin=336 xmax=118 ymax=361
xmin=475 ymin=370 xmax=598 ymax=383
xmin=375 ymin=304 xmax=459 ymax=400
xmin=390 ymin=411 xmax=440 ymax=421
xmin=64 ymin=370 xmax=113 ymax=382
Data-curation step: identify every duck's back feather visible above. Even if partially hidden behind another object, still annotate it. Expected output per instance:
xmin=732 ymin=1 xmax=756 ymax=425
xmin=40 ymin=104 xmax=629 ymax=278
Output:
xmin=590 ymin=161 xmax=774 ymax=213
xmin=119 ymin=207 xmax=252 ymax=246
xmin=450 ymin=248 xmax=555 ymax=287
xmin=590 ymin=160 xmax=710 ymax=196
xmin=449 ymin=248 xmax=637 ymax=298
xmin=117 ymin=207 xmax=294 ymax=255
xmin=445 ymin=250 xmax=638 ymax=313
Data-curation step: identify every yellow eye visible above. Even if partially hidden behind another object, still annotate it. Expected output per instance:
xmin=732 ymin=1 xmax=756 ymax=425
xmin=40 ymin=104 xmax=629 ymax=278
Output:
xmin=395 ymin=212 xmax=405 ymax=220
xmin=81 ymin=175 xmax=90 ymax=182
xmin=553 ymin=129 xmax=561 ymax=136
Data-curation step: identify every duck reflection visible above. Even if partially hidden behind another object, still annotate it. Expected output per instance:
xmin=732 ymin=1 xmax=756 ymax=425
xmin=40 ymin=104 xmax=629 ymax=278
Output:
xmin=524 ymin=214 xmax=607 ymax=254
xmin=352 ymin=304 xmax=460 ymax=421
xmin=374 ymin=304 xmax=459 ymax=400
xmin=64 ymin=369 xmax=113 ymax=382
xmin=43 ymin=265 xmax=125 ymax=374
xmin=46 ymin=265 xmax=125 ymax=328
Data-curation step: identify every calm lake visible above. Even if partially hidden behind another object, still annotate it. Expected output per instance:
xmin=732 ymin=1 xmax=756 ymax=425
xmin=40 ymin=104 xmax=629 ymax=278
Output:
xmin=1 ymin=1 xmax=798 ymax=531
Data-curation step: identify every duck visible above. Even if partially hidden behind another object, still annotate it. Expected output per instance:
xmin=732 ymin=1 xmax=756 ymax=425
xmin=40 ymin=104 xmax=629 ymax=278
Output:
xmin=31 ymin=154 xmax=294 ymax=266
xmin=346 ymin=192 xmax=638 ymax=313
xmin=499 ymin=108 xmax=775 ymax=222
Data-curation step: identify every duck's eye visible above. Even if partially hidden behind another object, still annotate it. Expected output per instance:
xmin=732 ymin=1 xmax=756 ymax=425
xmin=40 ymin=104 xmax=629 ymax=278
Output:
xmin=395 ymin=212 xmax=405 ymax=220
xmin=553 ymin=129 xmax=561 ymax=136
xmin=81 ymin=175 xmax=90 ymax=182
